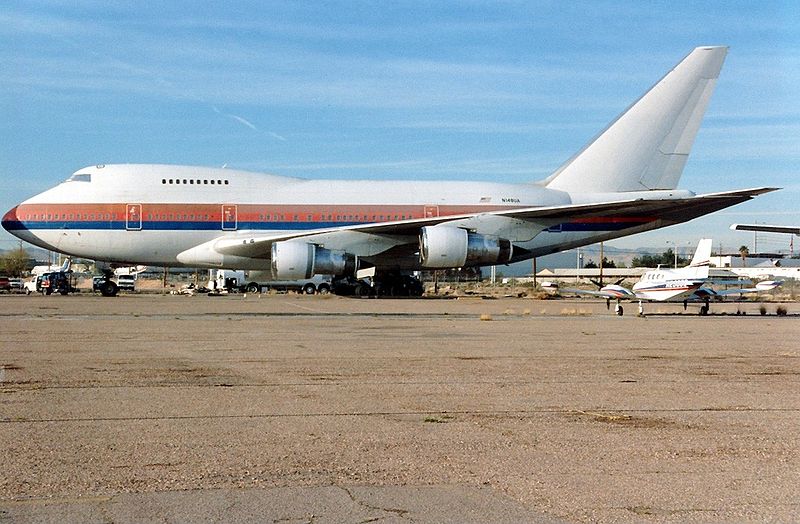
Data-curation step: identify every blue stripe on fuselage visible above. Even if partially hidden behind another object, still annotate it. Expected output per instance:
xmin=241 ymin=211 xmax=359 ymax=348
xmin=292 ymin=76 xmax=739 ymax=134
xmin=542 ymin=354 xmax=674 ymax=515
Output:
xmin=9 ymin=219 xmax=650 ymax=232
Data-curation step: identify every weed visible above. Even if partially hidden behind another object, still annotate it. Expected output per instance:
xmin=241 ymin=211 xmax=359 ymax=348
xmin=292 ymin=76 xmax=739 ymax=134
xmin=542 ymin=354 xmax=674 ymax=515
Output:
xmin=560 ymin=308 xmax=591 ymax=316
xmin=424 ymin=415 xmax=453 ymax=423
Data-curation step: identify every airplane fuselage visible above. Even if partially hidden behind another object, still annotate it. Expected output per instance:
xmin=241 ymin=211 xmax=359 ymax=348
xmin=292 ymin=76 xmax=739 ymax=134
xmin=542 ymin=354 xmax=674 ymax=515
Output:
xmin=632 ymin=267 xmax=707 ymax=302
xmin=3 ymin=164 xmax=687 ymax=270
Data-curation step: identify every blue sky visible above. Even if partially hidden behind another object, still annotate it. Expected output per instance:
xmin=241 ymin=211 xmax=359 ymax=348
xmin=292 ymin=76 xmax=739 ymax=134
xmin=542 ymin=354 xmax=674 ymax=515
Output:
xmin=2 ymin=1 xmax=798 ymax=257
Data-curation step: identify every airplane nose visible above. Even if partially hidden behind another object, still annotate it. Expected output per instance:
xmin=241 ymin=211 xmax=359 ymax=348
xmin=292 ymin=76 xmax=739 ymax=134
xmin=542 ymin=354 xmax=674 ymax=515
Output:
xmin=1 ymin=206 xmax=21 ymax=233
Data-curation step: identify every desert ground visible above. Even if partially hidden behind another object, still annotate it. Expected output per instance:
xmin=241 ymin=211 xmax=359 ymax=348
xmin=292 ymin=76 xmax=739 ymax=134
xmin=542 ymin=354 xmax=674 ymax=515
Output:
xmin=1 ymin=292 xmax=798 ymax=523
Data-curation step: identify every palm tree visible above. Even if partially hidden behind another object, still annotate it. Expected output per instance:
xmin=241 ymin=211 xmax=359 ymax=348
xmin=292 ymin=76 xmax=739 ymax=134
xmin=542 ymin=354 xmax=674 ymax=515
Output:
xmin=739 ymin=245 xmax=749 ymax=267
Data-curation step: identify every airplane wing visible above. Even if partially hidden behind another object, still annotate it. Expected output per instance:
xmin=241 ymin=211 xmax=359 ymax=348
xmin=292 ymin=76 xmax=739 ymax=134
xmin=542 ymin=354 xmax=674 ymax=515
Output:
xmin=706 ymin=280 xmax=783 ymax=298
xmin=731 ymin=223 xmax=800 ymax=235
xmin=565 ymin=285 xmax=636 ymax=300
xmin=208 ymin=187 xmax=778 ymax=260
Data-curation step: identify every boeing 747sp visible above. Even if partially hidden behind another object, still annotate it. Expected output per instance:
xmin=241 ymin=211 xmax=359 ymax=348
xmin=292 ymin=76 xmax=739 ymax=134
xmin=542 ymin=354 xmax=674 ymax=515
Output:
xmin=2 ymin=47 xmax=776 ymax=296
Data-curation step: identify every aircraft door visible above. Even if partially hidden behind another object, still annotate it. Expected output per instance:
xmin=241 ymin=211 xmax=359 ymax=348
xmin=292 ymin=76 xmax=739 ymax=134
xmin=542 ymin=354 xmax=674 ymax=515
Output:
xmin=126 ymin=204 xmax=142 ymax=231
xmin=222 ymin=204 xmax=238 ymax=230
xmin=424 ymin=205 xmax=439 ymax=218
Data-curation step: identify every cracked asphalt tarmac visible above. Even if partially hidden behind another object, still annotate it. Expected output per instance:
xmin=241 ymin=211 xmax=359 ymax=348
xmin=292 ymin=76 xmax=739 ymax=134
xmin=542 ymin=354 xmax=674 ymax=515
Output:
xmin=1 ymin=294 xmax=798 ymax=522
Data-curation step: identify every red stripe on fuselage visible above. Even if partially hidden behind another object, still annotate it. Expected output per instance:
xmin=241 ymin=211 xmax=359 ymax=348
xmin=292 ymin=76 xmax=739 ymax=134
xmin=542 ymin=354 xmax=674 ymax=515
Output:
xmin=15 ymin=203 xmax=513 ymax=223
xmin=14 ymin=203 xmax=659 ymax=222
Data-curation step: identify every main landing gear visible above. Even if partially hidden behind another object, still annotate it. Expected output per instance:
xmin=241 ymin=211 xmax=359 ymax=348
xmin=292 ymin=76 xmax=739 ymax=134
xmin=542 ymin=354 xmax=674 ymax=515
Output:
xmin=96 ymin=270 xmax=118 ymax=297
xmin=332 ymin=272 xmax=424 ymax=298
xmin=699 ymin=298 xmax=710 ymax=316
xmin=614 ymin=301 xmax=624 ymax=316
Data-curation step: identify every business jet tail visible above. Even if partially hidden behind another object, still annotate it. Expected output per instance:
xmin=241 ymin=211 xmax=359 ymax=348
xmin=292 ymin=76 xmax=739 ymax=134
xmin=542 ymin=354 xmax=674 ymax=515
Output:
xmin=545 ymin=46 xmax=728 ymax=193
xmin=688 ymin=238 xmax=713 ymax=267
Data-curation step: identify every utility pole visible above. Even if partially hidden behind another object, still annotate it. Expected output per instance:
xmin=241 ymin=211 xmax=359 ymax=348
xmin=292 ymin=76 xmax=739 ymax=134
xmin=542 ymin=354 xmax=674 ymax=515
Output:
xmin=599 ymin=241 xmax=604 ymax=286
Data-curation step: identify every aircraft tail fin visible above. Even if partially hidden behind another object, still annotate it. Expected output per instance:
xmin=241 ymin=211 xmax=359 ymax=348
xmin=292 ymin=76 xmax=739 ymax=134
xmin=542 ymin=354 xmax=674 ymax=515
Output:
xmin=688 ymin=238 xmax=713 ymax=268
xmin=545 ymin=46 xmax=727 ymax=193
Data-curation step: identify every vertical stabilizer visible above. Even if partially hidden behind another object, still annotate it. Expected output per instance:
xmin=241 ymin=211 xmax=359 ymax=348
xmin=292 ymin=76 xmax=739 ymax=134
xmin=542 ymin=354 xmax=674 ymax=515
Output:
xmin=545 ymin=47 xmax=727 ymax=193
xmin=688 ymin=238 xmax=713 ymax=267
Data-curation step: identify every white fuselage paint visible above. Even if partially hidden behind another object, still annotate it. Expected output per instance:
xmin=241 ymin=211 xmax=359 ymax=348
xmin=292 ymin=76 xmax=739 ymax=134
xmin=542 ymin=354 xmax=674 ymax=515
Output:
xmin=4 ymin=164 xmax=691 ymax=269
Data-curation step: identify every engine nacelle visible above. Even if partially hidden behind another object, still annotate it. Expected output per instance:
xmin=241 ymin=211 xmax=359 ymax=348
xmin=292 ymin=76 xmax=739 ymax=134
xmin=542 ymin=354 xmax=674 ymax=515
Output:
xmin=271 ymin=241 xmax=355 ymax=280
xmin=419 ymin=226 xmax=513 ymax=268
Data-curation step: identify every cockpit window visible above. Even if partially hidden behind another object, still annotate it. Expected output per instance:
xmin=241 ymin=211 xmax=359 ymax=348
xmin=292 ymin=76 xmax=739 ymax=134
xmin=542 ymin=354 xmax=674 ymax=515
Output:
xmin=67 ymin=173 xmax=92 ymax=182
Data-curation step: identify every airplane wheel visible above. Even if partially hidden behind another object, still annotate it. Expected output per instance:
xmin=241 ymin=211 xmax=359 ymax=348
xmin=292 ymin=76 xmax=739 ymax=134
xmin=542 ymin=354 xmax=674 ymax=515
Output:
xmin=246 ymin=283 xmax=261 ymax=293
xmin=699 ymin=305 xmax=709 ymax=316
xmin=100 ymin=281 xmax=118 ymax=297
xmin=615 ymin=304 xmax=623 ymax=316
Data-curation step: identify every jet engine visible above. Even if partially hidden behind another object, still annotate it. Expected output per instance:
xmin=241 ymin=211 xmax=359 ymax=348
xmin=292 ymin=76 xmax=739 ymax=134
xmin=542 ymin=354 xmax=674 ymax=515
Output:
xmin=271 ymin=241 xmax=356 ymax=280
xmin=419 ymin=226 xmax=513 ymax=268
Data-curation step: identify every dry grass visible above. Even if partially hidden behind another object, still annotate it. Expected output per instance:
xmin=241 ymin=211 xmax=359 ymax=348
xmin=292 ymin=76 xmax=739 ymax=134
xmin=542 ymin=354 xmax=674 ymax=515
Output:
xmin=479 ymin=313 xmax=493 ymax=321
xmin=559 ymin=308 xmax=591 ymax=316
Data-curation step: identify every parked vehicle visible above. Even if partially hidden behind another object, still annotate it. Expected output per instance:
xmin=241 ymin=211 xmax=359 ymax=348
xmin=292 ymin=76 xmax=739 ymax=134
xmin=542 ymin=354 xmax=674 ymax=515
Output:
xmin=9 ymin=278 xmax=23 ymax=291
xmin=39 ymin=271 xmax=75 ymax=295
xmin=207 ymin=270 xmax=332 ymax=295
xmin=116 ymin=274 xmax=136 ymax=291
xmin=260 ymin=274 xmax=332 ymax=295
xmin=24 ymin=276 xmax=41 ymax=295
xmin=0 ymin=276 xmax=10 ymax=291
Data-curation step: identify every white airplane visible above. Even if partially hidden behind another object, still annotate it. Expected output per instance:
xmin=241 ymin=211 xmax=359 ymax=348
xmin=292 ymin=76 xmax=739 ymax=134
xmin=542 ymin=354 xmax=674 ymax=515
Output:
xmin=1 ymin=47 xmax=777 ymax=296
xmin=570 ymin=239 xmax=782 ymax=315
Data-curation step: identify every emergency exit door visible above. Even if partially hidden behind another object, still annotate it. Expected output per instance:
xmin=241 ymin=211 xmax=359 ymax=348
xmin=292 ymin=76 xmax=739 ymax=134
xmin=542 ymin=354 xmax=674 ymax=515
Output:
xmin=222 ymin=204 xmax=238 ymax=230
xmin=423 ymin=205 xmax=439 ymax=218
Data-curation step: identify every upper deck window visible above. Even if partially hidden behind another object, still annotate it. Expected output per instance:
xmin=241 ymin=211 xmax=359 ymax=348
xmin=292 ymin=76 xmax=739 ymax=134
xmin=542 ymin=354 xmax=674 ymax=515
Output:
xmin=67 ymin=173 xmax=92 ymax=182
